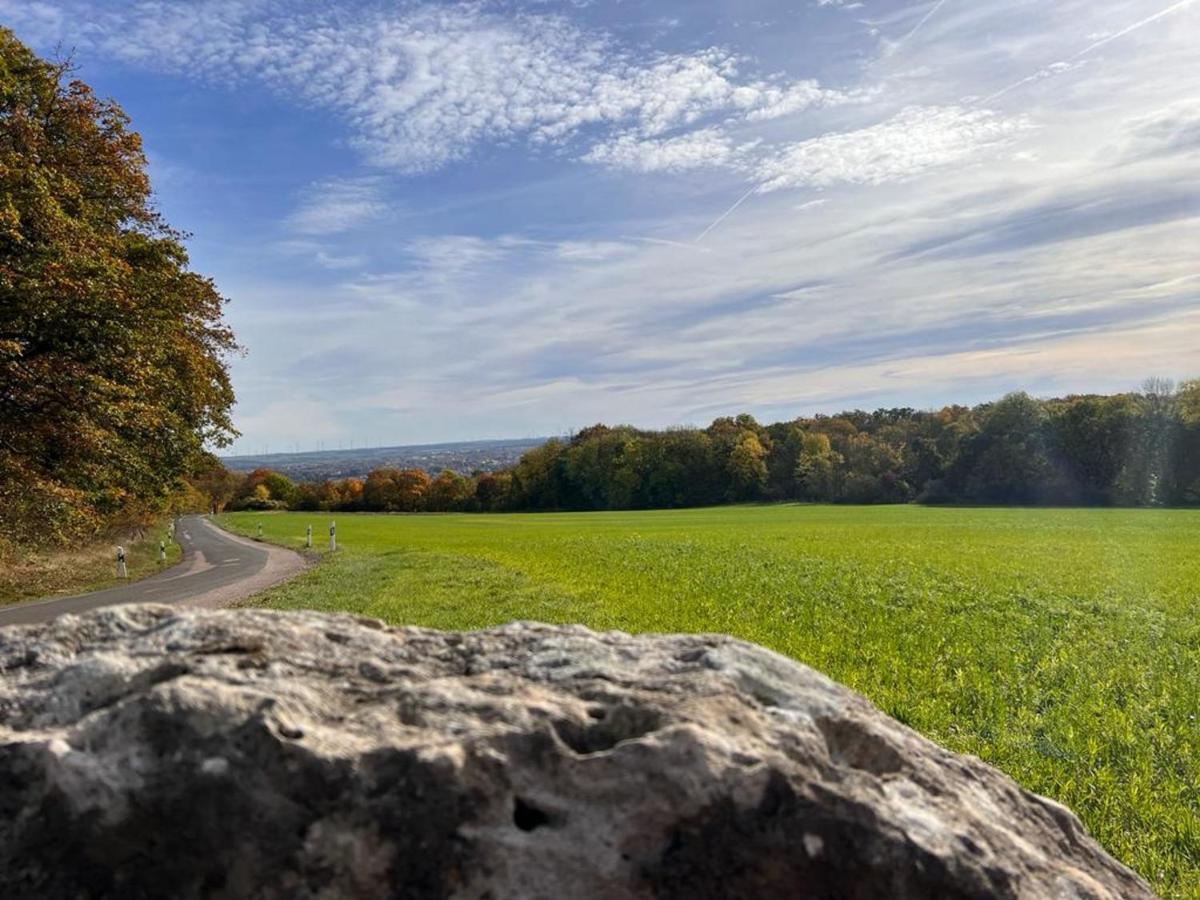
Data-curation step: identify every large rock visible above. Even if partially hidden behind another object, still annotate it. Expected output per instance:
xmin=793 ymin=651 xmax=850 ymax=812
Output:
xmin=0 ymin=605 xmax=1151 ymax=899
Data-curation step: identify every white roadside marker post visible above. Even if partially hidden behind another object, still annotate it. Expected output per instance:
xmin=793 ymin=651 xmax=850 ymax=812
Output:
xmin=116 ymin=546 xmax=128 ymax=579
xmin=329 ymin=521 xmax=337 ymax=552
xmin=306 ymin=525 xmax=313 ymax=549
xmin=159 ymin=540 xmax=166 ymax=564
xmin=257 ymin=522 xmax=263 ymax=541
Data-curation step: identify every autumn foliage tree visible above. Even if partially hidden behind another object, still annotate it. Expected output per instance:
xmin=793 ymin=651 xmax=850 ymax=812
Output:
xmin=0 ymin=30 xmax=238 ymax=545
xmin=188 ymin=453 xmax=243 ymax=513
xmin=424 ymin=469 xmax=476 ymax=511
xmin=363 ymin=468 xmax=430 ymax=511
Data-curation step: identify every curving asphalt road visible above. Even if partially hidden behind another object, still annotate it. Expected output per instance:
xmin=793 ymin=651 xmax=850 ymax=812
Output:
xmin=0 ymin=516 xmax=304 ymax=627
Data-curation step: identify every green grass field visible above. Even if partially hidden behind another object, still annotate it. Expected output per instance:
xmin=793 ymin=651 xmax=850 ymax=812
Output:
xmin=220 ymin=505 xmax=1200 ymax=895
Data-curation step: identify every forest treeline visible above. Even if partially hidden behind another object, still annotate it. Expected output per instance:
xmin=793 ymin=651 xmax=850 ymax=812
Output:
xmin=202 ymin=382 xmax=1200 ymax=515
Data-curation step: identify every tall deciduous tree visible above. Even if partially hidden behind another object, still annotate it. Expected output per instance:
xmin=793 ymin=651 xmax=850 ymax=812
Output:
xmin=0 ymin=30 xmax=238 ymax=544
xmin=949 ymin=393 xmax=1055 ymax=504
xmin=794 ymin=432 xmax=841 ymax=501
xmin=1046 ymin=395 xmax=1139 ymax=504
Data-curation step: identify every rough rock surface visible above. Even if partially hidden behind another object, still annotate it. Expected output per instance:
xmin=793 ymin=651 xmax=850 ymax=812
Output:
xmin=0 ymin=605 xmax=1152 ymax=900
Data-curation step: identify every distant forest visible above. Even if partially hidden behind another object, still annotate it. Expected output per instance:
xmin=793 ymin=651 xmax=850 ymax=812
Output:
xmin=199 ymin=381 xmax=1200 ymax=514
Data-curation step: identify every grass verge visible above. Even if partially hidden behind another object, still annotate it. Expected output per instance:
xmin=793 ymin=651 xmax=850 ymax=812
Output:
xmin=0 ymin=523 xmax=182 ymax=606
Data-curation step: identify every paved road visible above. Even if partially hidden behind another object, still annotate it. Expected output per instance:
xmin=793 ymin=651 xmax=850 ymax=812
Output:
xmin=0 ymin=516 xmax=292 ymax=627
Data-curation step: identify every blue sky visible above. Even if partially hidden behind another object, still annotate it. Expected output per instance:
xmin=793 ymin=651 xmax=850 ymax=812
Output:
xmin=5 ymin=0 xmax=1198 ymax=452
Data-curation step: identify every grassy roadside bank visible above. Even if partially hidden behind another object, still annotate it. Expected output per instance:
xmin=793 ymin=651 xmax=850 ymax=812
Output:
xmin=219 ymin=505 xmax=1200 ymax=896
xmin=0 ymin=522 xmax=182 ymax=607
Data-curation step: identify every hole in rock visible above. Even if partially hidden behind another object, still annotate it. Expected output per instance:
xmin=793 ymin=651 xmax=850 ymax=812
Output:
xmin=513 ymin=797 xmax=552 ymax=832
xmin=553 ymin=704 xmax=664 ymax=754
xmin=815 ymin=717 xmax=904 ymax=776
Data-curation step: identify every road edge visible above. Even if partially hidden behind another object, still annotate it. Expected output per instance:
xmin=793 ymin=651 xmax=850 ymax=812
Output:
xmin=180 ymin=518 xmax=311 ymax=610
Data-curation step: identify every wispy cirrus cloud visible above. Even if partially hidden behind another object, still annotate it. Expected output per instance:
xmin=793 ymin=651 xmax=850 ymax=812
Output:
xmin=5 ymin=1 xmax=859 ymax=174
xmin=1119 ymin=100 xmax=1200 ymax=160
xmin=755 ymin=106 xmax=1029 ymax=191
xmin=0 ymin=0 xmax=1039 ymax=204
xmin=286 ymin=178 xmax=386 ymax=235
xmin=585 ymin=105 xmax=1030 ymax=200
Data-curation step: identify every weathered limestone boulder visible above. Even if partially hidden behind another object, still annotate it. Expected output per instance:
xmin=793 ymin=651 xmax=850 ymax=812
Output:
xmin=0 ymin=605 xmax=1151 ymax=899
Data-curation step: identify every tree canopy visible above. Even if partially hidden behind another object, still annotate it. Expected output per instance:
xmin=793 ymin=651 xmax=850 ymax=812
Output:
xmin=0 ymin=30 xmax=238 ymax=545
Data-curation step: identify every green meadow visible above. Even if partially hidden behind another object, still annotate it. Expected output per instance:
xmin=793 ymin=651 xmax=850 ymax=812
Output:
xmin=220 ymin=505 xmax=1200 ymax=895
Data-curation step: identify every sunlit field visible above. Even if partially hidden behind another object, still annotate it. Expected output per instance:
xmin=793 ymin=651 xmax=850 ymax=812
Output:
xmin=220 ymin=505 xmax=1200 ymax=895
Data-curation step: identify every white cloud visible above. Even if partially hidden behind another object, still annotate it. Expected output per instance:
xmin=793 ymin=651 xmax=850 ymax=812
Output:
xmin=2 ymin=1 xmax=1030 ymax=203
xmin=286 ymin=178 xmax=386 ymax=235
xmin=583 ymin=104 xmax=1029 ymax=187
xmin=707 ymin=309 xmax=1200 ymax=414
xmin=9 ymin=1 xmax=858 ymax=173
xmin=553 ymin=241 xmax=634 ymax=261
xmin=754 ymin=106 xmax=1029 ymax=191
xmin=744 ymin=81 xmax=862 ymax=121
xmin=404 ymin=235 xmax=515 ymax=271
xmin=581 ymin=128 xmax=742 ymax=173
xmin=273 ymin=239 xmax=368 ymax=270
xmin=1120 ymin=100 xmax=1200 ymax=159
xmin=230 ymin=396 xmax=348 ymax=449
xmin=0 ymin=0 xmax=65 ymax=42
xmin=313 ymin=250 xmax=368 ymax=270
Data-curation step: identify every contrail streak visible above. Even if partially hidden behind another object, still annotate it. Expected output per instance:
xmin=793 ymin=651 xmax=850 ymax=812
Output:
xmin=695 ymin=183 xmax=760 ymax=243
xmin=980 ymin=68 xmax=1055 ymax=105
xmin=692 ymin=0 xmax=1193 ymax=241
xmin=692 ymin=0 xmax=950 ymax=241
xmin=902 ymin=0 xmax=950 ymax=44
xmin=623 ymin=236 xmax=714 ymax=253
xmin=1070 ymin=0 xmax=1195 ymax=58
xmin=984 ymin=0 xmax=1195 ymax=103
